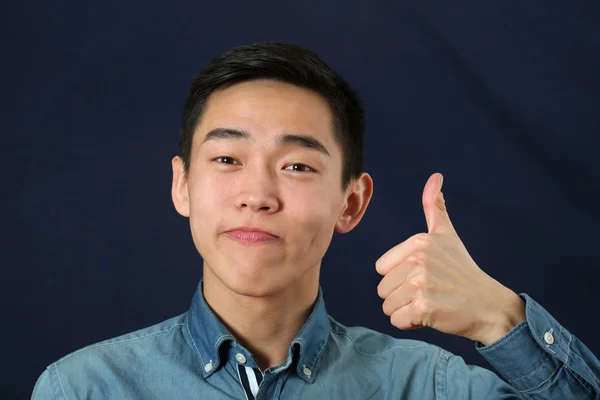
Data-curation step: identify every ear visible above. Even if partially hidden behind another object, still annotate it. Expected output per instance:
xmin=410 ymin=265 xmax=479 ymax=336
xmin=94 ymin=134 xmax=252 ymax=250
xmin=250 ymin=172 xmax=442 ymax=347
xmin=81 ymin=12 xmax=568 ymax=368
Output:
xmin=171 ymin=156 xmax=190 ymax=217
xmin=335 ymin=172 xmax=374 ymax=234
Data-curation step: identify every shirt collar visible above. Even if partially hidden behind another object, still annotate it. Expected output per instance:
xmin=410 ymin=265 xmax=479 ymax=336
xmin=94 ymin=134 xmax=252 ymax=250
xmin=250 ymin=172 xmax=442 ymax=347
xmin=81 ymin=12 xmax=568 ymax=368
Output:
xmin=186 ymin=280 xmax=330 ymax=383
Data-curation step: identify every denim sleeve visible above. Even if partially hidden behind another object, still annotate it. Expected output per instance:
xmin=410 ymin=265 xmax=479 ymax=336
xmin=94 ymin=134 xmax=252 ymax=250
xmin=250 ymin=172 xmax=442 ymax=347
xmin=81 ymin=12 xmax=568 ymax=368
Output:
xmin=441 ymin=352 xmax=526 ymax=399
xmin=31 ymin=369 xmax=57 ymax=400
xmin=32 ymin=367 xmax=69 ymax=400
xmin=476 ymin=293 xmax=600 ymax=399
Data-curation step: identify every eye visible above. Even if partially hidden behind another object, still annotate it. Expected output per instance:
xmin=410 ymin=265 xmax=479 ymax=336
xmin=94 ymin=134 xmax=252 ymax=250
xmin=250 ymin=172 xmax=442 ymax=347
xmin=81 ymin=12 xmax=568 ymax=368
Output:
xmin=284 ymin=163 xmax=314 ymax=172
xmin=213 ymin=156 xmax=240 ymax=165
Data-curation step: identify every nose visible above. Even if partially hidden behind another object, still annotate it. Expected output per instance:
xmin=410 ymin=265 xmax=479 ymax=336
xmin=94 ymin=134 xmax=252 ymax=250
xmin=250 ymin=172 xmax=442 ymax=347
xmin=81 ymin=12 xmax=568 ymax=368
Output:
xmin=234 ymin=169 xmax=280 ymax=213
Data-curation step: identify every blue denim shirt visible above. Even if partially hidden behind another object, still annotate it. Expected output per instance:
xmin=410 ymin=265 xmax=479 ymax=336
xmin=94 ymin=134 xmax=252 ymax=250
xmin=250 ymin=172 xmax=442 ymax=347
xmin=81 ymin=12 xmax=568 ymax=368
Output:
xmin=32 ymin=283 xmax=600 ymax=399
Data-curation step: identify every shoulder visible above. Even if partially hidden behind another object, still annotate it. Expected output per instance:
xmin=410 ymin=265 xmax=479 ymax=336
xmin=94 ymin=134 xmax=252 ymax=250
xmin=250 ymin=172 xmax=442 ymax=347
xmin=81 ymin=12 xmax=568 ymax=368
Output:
xmin=320 ymin=316 xmax=456 ymax=394
xmin=32 ymin=313 xmax=190 ymax=399
xmin=327 ymin=315 xmax=450 ymax=361
xmin=54 ymin=313 xmax=188 ymax=366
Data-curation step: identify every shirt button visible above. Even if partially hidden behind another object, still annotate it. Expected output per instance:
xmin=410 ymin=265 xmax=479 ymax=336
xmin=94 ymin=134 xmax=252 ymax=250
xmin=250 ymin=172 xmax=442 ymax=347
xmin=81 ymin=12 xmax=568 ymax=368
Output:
xmin=235 ymin=353 xmax=247 ymax=364
xmin=544 ymin=329 xmax=555 ymax=345
xmin=204 ymin=362 xmax=213 ymax=373
xmin=302 ymin=366 xmax=312 ymax=377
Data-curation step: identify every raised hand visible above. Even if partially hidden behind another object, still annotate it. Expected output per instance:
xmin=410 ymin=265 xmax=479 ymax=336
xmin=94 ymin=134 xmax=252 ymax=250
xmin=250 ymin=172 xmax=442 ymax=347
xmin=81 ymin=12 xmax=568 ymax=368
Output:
xmin=376 ymin=173 xmax=525 ymax=345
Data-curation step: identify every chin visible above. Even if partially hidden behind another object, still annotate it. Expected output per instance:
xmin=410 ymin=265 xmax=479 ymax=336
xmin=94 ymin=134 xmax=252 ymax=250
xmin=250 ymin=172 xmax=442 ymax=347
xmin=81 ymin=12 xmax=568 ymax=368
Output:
xmin=228 ymin=273 xmax=292 ymax=298
xmin=211 ymin=257 xmax=291 ymax=297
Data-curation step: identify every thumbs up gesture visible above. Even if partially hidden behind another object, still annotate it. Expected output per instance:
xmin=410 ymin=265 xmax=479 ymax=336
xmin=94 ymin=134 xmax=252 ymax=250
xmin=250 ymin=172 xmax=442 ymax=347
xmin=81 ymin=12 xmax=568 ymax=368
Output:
xmin=376 ymin=173 xmax=526 ymax=346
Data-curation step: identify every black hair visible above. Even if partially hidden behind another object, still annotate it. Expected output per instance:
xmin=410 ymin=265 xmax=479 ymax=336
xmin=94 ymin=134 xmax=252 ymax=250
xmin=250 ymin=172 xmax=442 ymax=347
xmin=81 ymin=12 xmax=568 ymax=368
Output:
xmin=178 ymin=42 xmax=364 ymax=189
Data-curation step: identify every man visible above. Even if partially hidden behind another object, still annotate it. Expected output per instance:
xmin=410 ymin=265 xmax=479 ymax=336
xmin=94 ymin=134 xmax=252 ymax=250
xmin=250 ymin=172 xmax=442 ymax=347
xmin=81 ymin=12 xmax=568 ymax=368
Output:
xmin=32 ymin=42 xmax=599 ymax=399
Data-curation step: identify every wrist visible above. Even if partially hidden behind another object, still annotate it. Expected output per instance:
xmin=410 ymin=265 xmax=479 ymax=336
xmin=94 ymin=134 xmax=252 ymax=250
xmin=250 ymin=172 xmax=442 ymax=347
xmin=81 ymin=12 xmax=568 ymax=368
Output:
xmin=475 ymin=289 xmax=526 ymax=346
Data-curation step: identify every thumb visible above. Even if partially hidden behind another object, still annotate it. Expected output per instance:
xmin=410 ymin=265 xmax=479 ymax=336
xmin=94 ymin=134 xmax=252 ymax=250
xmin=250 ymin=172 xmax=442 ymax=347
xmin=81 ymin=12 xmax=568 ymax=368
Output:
xmin=422 ymin=173 xmax=456 ymax=234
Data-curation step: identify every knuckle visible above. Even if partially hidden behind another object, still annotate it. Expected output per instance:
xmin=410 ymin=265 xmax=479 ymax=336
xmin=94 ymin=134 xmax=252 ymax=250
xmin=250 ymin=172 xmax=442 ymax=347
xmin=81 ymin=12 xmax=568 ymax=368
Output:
xmin=410 ymin=261 xmax=429 ymax=281
xmin=414 ymin=299 xmax=433 ymax=321
xmin=415 ymin=300 xmax=429 ymax=315
xmin=411 ymin=251 xmax=427 ymax=265
xmin=407 ymin=279 xmax=423 ymax=292
xmin=417 ymin=265 xmax=430 ymax=280
xmin=414 ymin=233 xmax=432 ymax=247
xmin=408 ymin=277 xmax=428 ymax=297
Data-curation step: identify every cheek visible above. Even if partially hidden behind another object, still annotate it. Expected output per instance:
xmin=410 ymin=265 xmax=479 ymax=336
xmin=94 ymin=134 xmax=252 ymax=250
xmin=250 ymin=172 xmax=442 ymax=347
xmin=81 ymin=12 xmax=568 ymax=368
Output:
xmin=190 ymin=173 xmax=233 ymax=209
xmin=284 ymin=187 xmax=341 ymax=243
xmin=187 ymin=176 xmax=232 ymax=240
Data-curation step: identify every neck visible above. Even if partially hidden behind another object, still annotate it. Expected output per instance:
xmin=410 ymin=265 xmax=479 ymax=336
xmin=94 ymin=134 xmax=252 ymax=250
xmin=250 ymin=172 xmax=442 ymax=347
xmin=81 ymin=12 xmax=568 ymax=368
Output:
xmin=203 ymin=267 xmax=320 ymax=371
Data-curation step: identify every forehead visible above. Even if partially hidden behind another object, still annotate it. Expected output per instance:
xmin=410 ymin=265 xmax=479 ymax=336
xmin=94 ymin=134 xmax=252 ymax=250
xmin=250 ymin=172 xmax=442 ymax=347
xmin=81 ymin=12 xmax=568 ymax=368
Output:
xmin=194 ymin=80 xmax=337 ymax=149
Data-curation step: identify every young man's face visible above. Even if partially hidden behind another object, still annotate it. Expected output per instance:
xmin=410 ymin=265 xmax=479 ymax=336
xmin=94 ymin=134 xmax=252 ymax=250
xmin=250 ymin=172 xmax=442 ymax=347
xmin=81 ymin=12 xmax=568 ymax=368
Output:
xmin=172 ymin=79 xmax=370 ymax=297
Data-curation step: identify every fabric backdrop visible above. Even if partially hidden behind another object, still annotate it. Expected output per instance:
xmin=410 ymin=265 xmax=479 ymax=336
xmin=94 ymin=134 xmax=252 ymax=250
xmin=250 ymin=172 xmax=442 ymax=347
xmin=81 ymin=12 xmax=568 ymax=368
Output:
xmin=3 ymin=1 xmax=599 ymax=398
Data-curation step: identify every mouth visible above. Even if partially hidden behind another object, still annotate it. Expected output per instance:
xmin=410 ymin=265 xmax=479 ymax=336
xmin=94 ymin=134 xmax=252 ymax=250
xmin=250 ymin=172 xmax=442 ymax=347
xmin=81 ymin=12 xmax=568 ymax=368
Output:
xmin=225 ymin=227 xmax=280 ymax=245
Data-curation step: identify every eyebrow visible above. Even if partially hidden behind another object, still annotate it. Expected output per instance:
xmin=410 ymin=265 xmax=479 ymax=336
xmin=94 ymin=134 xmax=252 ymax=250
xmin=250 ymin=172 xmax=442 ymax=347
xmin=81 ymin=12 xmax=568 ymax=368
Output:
xmin=200 ymin=128 xmax=331 ymax=157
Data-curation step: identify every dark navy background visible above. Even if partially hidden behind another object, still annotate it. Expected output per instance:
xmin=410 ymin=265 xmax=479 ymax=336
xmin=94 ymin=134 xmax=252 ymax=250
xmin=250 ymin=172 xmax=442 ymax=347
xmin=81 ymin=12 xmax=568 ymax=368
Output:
xmin=3 ymin=1 xmax=600 ymax=398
